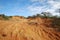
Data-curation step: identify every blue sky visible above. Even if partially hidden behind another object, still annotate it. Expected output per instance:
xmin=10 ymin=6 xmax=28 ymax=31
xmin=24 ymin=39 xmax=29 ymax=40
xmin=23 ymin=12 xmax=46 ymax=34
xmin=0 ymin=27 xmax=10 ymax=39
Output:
xmin=0 ymin=0 xmax=60 ymax=16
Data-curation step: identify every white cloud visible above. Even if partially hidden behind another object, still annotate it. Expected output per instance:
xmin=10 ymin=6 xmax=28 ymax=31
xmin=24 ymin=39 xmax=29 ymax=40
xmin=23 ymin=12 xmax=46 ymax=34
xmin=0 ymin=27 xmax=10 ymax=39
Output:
xmin=47 ymin=0 xmax=60 ymax=15
xmin=30 ymin=0 xmax=46 ymax=3
xmin=27 ymin=6 xmax=44 ymax=14
xmin=27 ymin=0 xmax=60 ymax=15
xmin=48 ymin=0 xmax=60 ymax=9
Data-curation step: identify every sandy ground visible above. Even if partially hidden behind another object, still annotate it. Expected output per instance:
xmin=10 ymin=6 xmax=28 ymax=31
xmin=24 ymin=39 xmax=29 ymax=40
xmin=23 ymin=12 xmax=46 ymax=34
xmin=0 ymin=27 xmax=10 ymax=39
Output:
xmin=0 ymin=17 xmax=60 ymax=40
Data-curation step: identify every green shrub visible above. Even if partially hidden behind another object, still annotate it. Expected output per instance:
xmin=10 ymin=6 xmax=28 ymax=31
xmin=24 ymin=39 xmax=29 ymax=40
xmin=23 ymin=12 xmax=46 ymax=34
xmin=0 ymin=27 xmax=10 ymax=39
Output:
xmin=0 ymin=14 xmax=12 ymax=20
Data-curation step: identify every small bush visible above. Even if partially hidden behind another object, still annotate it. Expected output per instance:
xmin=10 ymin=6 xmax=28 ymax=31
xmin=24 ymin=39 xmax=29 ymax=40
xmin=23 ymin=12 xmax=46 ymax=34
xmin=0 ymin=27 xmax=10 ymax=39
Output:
xmin=0 ymin=14 xmax=12 ymax=20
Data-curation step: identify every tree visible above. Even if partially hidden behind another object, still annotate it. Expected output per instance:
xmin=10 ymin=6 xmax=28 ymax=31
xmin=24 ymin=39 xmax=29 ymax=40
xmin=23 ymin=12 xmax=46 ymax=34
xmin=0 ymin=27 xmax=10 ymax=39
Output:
xmin=55 ymin=9 xmax=60 ymax=16
xmin=36 ymin=14 xmax=40 ymax=17
xmin=0 ymin=14 xmax=12 ymax=20
xmin=41 ymin=12 xmax=52 ymax=18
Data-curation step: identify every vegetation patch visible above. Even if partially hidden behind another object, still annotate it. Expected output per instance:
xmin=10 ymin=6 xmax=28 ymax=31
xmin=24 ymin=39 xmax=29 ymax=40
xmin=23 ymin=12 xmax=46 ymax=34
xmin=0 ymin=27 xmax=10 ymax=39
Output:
xmin=0 ymin=14 xmax=12 ymax=20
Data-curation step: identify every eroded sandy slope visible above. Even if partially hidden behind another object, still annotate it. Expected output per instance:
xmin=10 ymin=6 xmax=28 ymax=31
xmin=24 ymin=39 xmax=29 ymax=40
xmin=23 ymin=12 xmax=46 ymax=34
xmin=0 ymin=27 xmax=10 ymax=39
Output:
xmin=0 ymin=17 xmax=60 ymax=40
